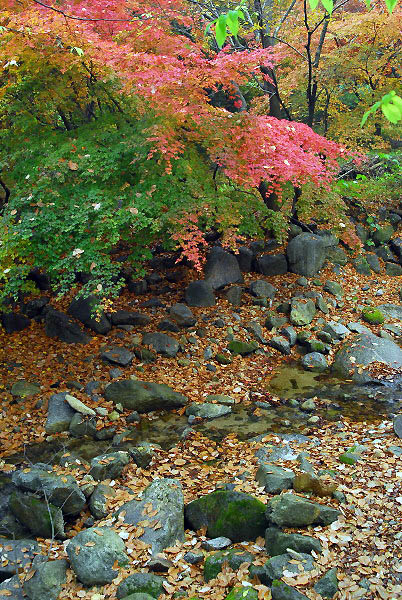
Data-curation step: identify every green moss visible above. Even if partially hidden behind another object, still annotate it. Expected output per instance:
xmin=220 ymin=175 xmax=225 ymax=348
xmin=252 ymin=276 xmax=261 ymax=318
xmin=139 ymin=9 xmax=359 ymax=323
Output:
xmin=361 ymin=307 xmax=385 ymax=325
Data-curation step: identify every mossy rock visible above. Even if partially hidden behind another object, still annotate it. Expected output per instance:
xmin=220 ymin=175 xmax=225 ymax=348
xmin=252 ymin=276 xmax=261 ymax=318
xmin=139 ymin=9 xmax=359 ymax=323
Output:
xmin=271 ymin=580 xmax=309 ymax=600
xmin=204 ymin=549 xmax=254 ymax=582
xmin=116 ymin=573 xmax=166 ymax=599
xmin=185 ymin=490 xmax=267 ymax=541
xmin=362 ymin=307 xmax=385 ymax=325
xmin=225 ymin=586 xmax=259 ymax=600
xmin=227 ymin=340 xmax=259 ymax=356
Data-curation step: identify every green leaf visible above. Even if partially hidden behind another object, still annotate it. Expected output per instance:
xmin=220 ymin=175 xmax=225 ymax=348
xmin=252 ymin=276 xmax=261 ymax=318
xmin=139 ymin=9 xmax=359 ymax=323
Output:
xmin=226 ymin=10 xmax=240 ymax=38
xmin=308 ymin=0 xmax=320 ymax=9
xmin=385 ymin=0 xmax=399 ymax=13
xmin=215 ymin=14 xmax=228 ymax=48
xmin=321 ymin=0 xmax=334 ymax=13
xmin=365 ymin=0 xmax=371 ymax=7
xmin=381 ymin=101 xmax=402 ymax=124
xmin=70 ymin=47 xmax=84 ymax=56
xmin=204 ymin=22 xmax=213 ymax=37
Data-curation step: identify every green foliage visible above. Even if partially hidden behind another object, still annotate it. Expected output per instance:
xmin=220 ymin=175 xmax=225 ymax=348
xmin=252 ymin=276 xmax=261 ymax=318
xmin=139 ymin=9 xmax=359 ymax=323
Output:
xmin=361 ymin=91 xmax=402 ymax=126
xmin=205 ymin=5 xmax=245 ymax=48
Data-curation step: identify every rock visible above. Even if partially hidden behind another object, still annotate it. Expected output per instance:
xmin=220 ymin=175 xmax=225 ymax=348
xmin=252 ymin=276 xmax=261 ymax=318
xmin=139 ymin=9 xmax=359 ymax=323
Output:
xmin=68 ymin=295 xmax=111 ymax=334
xmin=89 ymin=483 xmax=116 ymax=519
xmin=0 ymin=539 xmax=39 ymax=579
xmin=186 ymin=403 xmax=232 ymax=419
xmin=127 ymin=278 xmax=148 ymax=294
xmin=293 ymin=473 xmax=336 ymax=497
xmin=64 ymin=394 xmax=96 ymax=416
xmin=67 ymin=526 xmax=128 ymax=585
xmin=9 ymin=491 xmax=65 ymax=538
xmin=12 ymin=467 xmax=85 ymax=515
xmin=1 ymin=312 xmax=31 ymax=333
xmin=366 ymin=253 xmax=381 ymax=273
xmin=158 ymin=319 xmax=181 ymax=333
xmin=225 ymin=586 xmax=258 ymax=600
xmin=203 ymin=548 xmax=254 ymax=582
xmin=45 ymin=393 xmax=76 ymax=434
xmin=300 ymin=399 xmax=316 ymax=411
xmin=169 ymin=303 xmax=196 ymax=327
xmin=393 ymin=414 xmax=402 ymax=439
xmin=261 ymin=552 xmax=314 ymax=583
xmin=236 ymin=246 xmax=254 ymax=272
xmin=314 ymin=568 xmax=339 ymax=598
xmin=69 ymin=413 xmax=97 ymax=438
xmin=0 ymin=575 xmax=25 ymax=599
xmin=10 ymin=381 xmax=40 ymax=398
xmin=375 ymin=245 xmax=394 ymax=262
xmin=115 ymin=479 xmax=184 ymax=556
xmin=265 ymin=527 xmax=322 ymax=556
xmin=185 ymin=490 xmax=267 ymax=541
xmin=390 ymin=236 xmax=402 ymax=259
xmin=271 ymin=580 xmax=310 ymax=600
xmin=287 ymin=233 xmax=326 ymax=276
xmin=281 ymin=326 xmax=297 ymax=346
xmin=385 ymin=262 xmax=402 ymax=276
xmin=301 ymin=352 xmax=328 ymax=372
xmin=111 ymin=310 xmax=151 ymax=327
xmin=332 ymin=332 xmax=402 ymax=378
xmin=104 ymin=380 xmax=187 ymax=412
xmin=290 ymin=299 xmax=316 ymax=326
xmin=266 ymin=493 xmax=339 ymax=527
xmin=204 ymin=246 xmax=243 ymax=290
xmin=377 ymin=303 xmax=402 ymax=321
xmin=316 ymin=294 xmax=329 ymax=314
xmin=116 ymin=573 xmax=166 ymax=599
xmin=246 ymin=320 xmax=268 ymax=344
xmin=205 ymin=394 xmax=235 ymax=405
xmin=23 ymin=558 xmax=68 ymax=600
xmin=44 ymin=308 xmax=91 ymax=344
xmin=185 ymin=280 xmax=216 ymax=307
xmin=227 ymin=340 xmax=259 ymax=356
xmin=90 ymin=451 xmax=130 ymax=481
xmin=142 ymin=332 xmax=179 ymax=357
xmin=347 ymin=322 xmax=371 ymax=334
xmin=322 ymin=321 xmax=350 ymax=340
xmin=265 ymin=314 xmax=287 ymax=330
xmin=269 ymin=336 xmax=291 ymax=355
xmin=323 ymin=280 xmax=343 ymax=298
xmin=372 ymin=223 xmax=394 ymax=245
xmin=130 ymin=442 xmax=156 ymax=469
xmin=258 ymin=254 xmax=288 ymax=276
xmin=201 ymin=537 xmax=232 ymax=551
xmin=215 ymin=353 xmax=232 ymax=365
xmin=326 ymin=247 xmax=348 ymax=266
xmin=362 ymin=307 xmax=385 ymax=324
xmin=101 ymin=346 xmax=134 ymax=366
xmin=249 ymin=280 xmax=277 ymax=299
xmin=184 ymin=551 xmax=204 ymax=565
xmin=225 ymin=286 xmax=243 ymax=306
xmin=256 ymin=463 xmax=294 ymax=494
xmin=353 ymin=256 xmax=371 ymax=275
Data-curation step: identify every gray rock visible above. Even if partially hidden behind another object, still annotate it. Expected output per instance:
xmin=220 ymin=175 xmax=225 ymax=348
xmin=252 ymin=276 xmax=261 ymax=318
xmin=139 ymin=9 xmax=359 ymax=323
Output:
xmin=385 ymin=262 xmax=402 ymax=276
xmin=45 ymin=392 xmax=76 ymax=434
xmin=68 ymin=295 xmax=111 ymax=334
xmin=9 ymin=491 xmax=65 ymax=538
xmin=111 ymin=310 xmax=151 ymax=327
xmin=201 ymin=537 xmax=232 ymax=551
xmin=185 ymin=490 xmax=267 ymax=542
xmin=1 ymin=313 xmax=31 ymax=334
xmin=393 ymin=414 xmax=402 ymax=439
xmin=256 ymin=463 xmax=294 ymax=494
xmin=115 ymin=479 xmax=184 ymax=556
xmin=204 ymin=246 xmax=243 ymax=290
xmin=186 ymin=403 xmax=232 ymax=419
xmin=378 ymin=304 xmax=402 ymax=321
xmin=265 ymin=314 xmax=287 ymax=330
xmin=69 ymin=413 xmax=97 ymax=438
xmin=0 ymin=539 xmax=39 ymax=579
xmin=130 ymin=442 xmax=156 ymax=469
xmin=290 ymin=299 xmax=316 ymax=326
xmin=316 ymin=294 xmax=329 ymax=314
xmin=249 ymin=280 xmax=277 ymax=299
xmin=90 ymin=451 xmax=130 ymax=481
xmin=89 ymin=483 xmax=116 ymax=519
xmin=246 ymin=320 xmax=268 ymax=344
xmin=185 ymin=280 xmax=216 ymax=307
xmin=287 ymin=233 xmax=326 ymax=276
xmin=271 ymin=581 xmax=310 ymax=600
xmin=322 ymin=321 xmax=350 ymax=340
xmin=116 ymin=573 xmax=166 ymax=599
xmin=65 ymin=394 xmax=96 ymax=416
xmin=12 ymin=467 xmax=85 ymax=515
xmin=375 ymin=245 xmax=394 ymax=262
xmin=300 ymin=352 xmax=328 ymax=372
xmin=332 ymin=332 xmax=402 ymax=378
xmin=326 ymin=247 xmax=348 ymax=266
xmin=353 ymin=256 xmax=371 ymax=275
xmin=266 ymin=493 xmax=340 ymax=527
xmin=258 ymin=254 xmax=288 ymax=276
xmin=45 ymin=308 xmax=91 ymax=344
xmin=142 ymin=332 xmax=179 ymax=357
xmin=184 ymin=550 xmax=204 ymax=565
xmin=10 ymin=381 xmax=40 ymax=398
xmin=269 ymin=336 xmax=291 ymax=355
xmin=67 ymin=526 xmax=128 ymax=585
xmin=263 ymin=552 xmax=314 ymax=582
xmin=366 ymin=253 xmax=381 ymax=273
xmin=23 ymin=558 xmax=68 ymax=600
xmin=0 ymin=575 xmax=25 ymax=599
xmin=347 ymin=322 xmax=371 ymax=334
xmin=227 ymin=340 xmax=259 ymax=355
xmin=104 ymin=379 xmax=187 ymax=412
xmin=101 ymin=347 xmax=134 ymax=366
xmin=372 ymin=223 xmax=394 ymax=245
xmin=169 ymin=303 xmax=196 ymax=327
xmin=265 ymin=527 xmax=322 ymax=557
xmin=280 ymin=326 xmax=297 ymax=346
xmin=225 ymin=286 xmax=243 ymax=306
xmin=236 ymin=246 xmax=254 ymax=272
xmin=323 ymin=280 xmax=343 ymax=298
xmin=314 ymin=568 xmax=338 ymax=598
xmin=203 ymin=548 xmax=254 ymax=582
xmin=205 ymin=394 xmax=235 ymax=405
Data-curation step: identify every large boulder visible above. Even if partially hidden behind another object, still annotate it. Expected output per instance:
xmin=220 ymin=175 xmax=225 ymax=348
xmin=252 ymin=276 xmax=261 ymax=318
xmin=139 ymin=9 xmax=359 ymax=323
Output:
xmin=12 ymin=467 xmax=85 ymax=515
xmin=377 ymin=303 xmax=402 ymax=321
xmin=0 ymin=539 xmax=39 ymax=579
xmin=9 ymin=491 xmax=65 ymax=538
xmin=115 ymin=479 xmax=185 ymax=555
xmin=66 ymin=527 xmax=128 ymax=585
xmin=111 ymin=310 xmax=151 ymax=327
xmin=204 ymin=548 xmax=254 ymax=582
xmin=0 ymin=575 xmax=25 ymax=599
xmin=44 ymin=308 xmax=91 ymax=344
xmin=204 ymin=246 xmax=243 ymax=289
xmin=68 ymin=295 xmax=111 ymax=334
xmin=185 ymin=280 xmax=216 ymax=306
xmin=45 ymin=392 xmax=76 ymax=434
xmin=116 ymin=573 xmax=166 ymax=599
xmin=265 ymin=527 xmax=322 ymax=557
xmin=23 ymin=558 xmax=68 ymax=600
xmin=104 ymin=380 xmax=187 ymax=412
xmin=332 ymin=332 xmax=402 ymax=379
xmin=1 ymin=313 xmax=31 ymax=334
xmin=185 ymin=490 xmax=267 ymax=542
xmin=266 ymin=493 xmax=340 ymax=528
xmin=142 ymin=332 xmax=179 ymax=357
xmin=287 ymin=233 xmax=326 ymax=276
xmin=258 ymin=254 xmax=288 ymax=276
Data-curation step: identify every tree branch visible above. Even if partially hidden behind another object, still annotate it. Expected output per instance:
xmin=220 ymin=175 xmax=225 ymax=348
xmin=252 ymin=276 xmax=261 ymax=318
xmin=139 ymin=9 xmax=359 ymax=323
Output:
xmin=31 ymin=0 xmax=132 ymax=22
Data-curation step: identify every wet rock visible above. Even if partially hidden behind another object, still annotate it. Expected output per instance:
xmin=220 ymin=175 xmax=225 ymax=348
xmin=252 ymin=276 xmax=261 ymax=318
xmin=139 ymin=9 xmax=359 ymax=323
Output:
xmin=185 ymin=280 xmax=216 ymax=307
xmin=12 ymin=467 xmax=85 ymax=515
xmin=203 ymin=548 xmax=254 ymax=582
xmin=290 ymin=299 xmax=316 ymax=326
xmin=142 ymin=332 xmax=179 ymax=357
xmin=111 ymin=310 xmax=151 ymax=327
xmin=0 ymin=539 xmax=39 ymax=579
xmin=116 ymin=573 xmax=166 ymax=599
xmin=89 ymin=483 xmax=116 ymax=519
xmin=68 ymin=295 xmax=111 ymax=334
xmin=186 ymin=403 xmax=232 ymax=419
xmin=101 ymin=346 xmax=134 ymax=366
xmin=169 ymin=303 xmax=196 ymax=327
xmin=332 ymin=332 xmax=402 ymax=379
xmin=45 ymin=392 xmax=76 ymax=434
xmin=301 ymin=352 xmax=328 ymax=372
xmin=258 ymin=254 xmax=288 ymax=276
xmin=204 ymin=247 xmax=243 ymax=290
xmin=287 ymin=233 xmax=326 ymax=276
xmin=227 ymin=340 xmax=259 ymax=356
xmin=67 ymin=526 xmax=128 ymax=585
xmin=23 ymin=558 xmax=68 ymax=600
xmin=249 ymin=280 xmax=277 ymax=299
xmin=45 ymin=308 xmax=91 ymax=344
xmin=314 ymin=568 xmax=339 ymax=598
xmin=9 ymin=491 xmax=65 ymax=538
xmin=256 ymin=463 xmax=294 ymax=494
xmin=265 ymin=527 xmax=322 ymax=557
xmin=185 ymin=490 xmax=267 ymax=542
xmin=90 ymin=451 xmax=130 ymax=481
xmin=115 ymin=479 xmax=184 ymax=556
xmin=104 ymin=379 xmax=187 ymax=412
xmin=1 ymin=313 xmax=31 ymax=334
